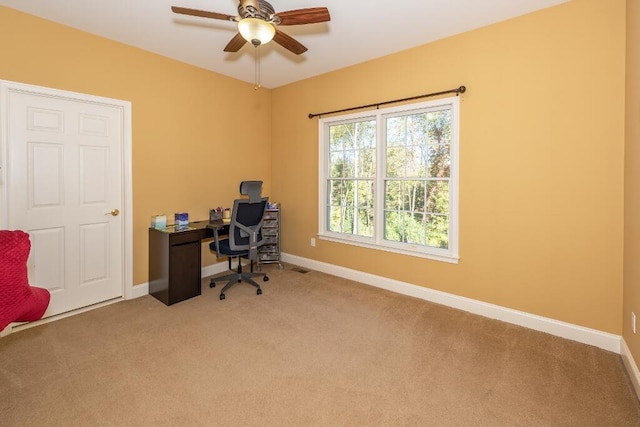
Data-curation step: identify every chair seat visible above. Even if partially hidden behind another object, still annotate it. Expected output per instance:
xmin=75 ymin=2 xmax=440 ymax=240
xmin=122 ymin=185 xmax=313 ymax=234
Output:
xmin=210 ymin=239 xmax=248 ymax=257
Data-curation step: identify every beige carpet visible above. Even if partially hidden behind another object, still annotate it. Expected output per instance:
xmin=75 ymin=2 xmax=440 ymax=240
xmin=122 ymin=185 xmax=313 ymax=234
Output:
xmin=1 ymin=264 xmax=639 ymax=426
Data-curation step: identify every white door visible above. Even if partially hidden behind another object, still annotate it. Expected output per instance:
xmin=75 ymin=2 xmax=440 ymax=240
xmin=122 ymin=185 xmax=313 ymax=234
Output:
xmin=2 ymin=86 xmax=126 ymax=317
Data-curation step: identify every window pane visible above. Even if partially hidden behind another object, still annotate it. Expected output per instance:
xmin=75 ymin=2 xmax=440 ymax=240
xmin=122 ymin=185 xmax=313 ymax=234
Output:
xmin=428 ymin=143 xmax=450 ymax=178
xmin=426 ymin=214 xmax=449 ymax=249
xmin=359 ymin=148 xmax=376 ymax=177
xmin=356 ymin=208 xmax=374 ymax=237
xmin=327 ymin=179 xmax=373 ymax=238
xmin=327 ymin=179 xmax=346 ymax=207
xmin=343 ymin=150 xmax=355 ymax=177
xmin=405 ymin=145 xmax=423 ymax=178
xmin=386 ymin=147 xmax=405 ymax=177
xmin=329 ymin=121 xmax=376 ymax=150
xmin=408 ymin=113 xmax=429 ymax=145
xmin=401 ymin=180 xmax=425 ymax=211
xmin=384 ymin=210 xmax=417 ymax=243
xmin=386 ymin=116 xmax=405 ymax=147
xmin=328 ymin=205 xmax=354 ymax=234
xmin=428 ymin=110 xmax=452 ymax=145
xmin=384 ymin=210 xmax=402 ymax=242
xmin=329 ymin=120 xmax=376 ymax=181
xmin=426 ymin=181 xmax=449 ymax=214
xmin=342 ymin=180 xmax=354 ymax=205
xmin=385 ymin=180 xmax=402 ymax=210
xmin=405 ymin=212 xmax=426 ymax=245
xmin=355 ymin=121 xmax=377 ymax=149
xmin=329 ymin=152 xmax=344 ymax=178
xmin=328 ymin=205 xmax=340 ymax=232
xmin=356 ymin=180 xmax=374 ymax=208
xmin=329 ymin=124 xmax=348 ymax=151
xmin=342 ymin=206 xmax=354 ymax=233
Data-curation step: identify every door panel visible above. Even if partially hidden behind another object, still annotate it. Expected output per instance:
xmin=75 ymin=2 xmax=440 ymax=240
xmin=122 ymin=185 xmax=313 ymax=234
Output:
xmin=29 ymin=228 xmax=65 ymax=292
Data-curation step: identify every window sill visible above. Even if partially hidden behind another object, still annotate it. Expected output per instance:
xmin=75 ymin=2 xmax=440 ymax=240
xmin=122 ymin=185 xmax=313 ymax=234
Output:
xmin=318 ymin=234 xmax=459 ymax=264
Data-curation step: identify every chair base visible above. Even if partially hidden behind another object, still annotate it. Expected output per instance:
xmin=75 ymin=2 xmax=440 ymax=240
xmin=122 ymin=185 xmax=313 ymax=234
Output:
xmin=210 ymin=258 xmax=268 ymax=300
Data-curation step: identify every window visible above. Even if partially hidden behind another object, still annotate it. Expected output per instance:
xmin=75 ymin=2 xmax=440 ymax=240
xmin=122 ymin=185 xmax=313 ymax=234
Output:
xmin=318 ymin=96 xmax=459 ymax=263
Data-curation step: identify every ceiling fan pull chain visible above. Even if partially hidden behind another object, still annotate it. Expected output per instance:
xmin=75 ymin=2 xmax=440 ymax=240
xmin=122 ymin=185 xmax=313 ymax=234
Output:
xmin=254 ymin=45 xmax=261 ymax=90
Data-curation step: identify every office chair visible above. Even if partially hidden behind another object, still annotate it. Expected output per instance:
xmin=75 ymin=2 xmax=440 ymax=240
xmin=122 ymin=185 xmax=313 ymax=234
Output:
xmin=209 ymin=181 xmax=269 ymax=300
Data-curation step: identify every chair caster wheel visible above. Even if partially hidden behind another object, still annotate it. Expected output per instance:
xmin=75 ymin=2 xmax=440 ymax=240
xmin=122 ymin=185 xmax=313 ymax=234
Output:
xmin=219 ymin=293 xmax=225 ymax=300
xmin=210 ymin=280 xmax=215 ymax=288
xmin=257 ymin=288 xmax=262 ymax=295
xmin=263 ymin=275 xmax=269 ymax=282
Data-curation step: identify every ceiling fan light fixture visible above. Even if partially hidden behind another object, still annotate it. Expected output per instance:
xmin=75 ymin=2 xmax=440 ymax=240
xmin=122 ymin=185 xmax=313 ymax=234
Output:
xmin=238 ymin=17 xmax=275 ymax=46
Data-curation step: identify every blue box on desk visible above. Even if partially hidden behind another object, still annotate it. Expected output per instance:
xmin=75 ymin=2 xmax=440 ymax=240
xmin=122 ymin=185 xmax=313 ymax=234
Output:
xmin=174 ymin=212 xmax=188 ymax=226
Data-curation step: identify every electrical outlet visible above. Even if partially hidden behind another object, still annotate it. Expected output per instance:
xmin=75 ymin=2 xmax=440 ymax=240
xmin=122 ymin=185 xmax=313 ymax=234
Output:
xmin=633 ymin=312 xmax=637 ymax=334
xmin=310 ymin=237 xmax=316 ymax=247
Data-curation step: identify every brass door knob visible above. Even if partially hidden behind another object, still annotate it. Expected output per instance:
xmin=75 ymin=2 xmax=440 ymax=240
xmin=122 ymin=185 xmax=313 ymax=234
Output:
xmin=106 ymin=209 xmax=120 ymax=216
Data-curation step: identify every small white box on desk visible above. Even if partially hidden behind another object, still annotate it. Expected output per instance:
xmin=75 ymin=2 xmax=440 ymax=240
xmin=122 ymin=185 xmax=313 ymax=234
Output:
xmin=151 ymin=215 xmax=167 ymax=229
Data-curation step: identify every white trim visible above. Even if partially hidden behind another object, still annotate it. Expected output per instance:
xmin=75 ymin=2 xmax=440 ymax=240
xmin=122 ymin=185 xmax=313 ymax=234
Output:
xmin=621 ymin=338 xmax=640 ymax=401
xmin=2 ymin=297 xmax=122 ymax=336
xmin=281 ymin=253 xmax=621 ymax=353
xmin=121 ymin=101 xmax=134 ymax=301
xmin=129 ymin=283 xmax=150 ymax=299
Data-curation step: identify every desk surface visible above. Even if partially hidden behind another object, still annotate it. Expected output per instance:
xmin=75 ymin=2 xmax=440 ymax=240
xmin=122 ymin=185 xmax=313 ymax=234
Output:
xmin=150 ymin=220 xmax=225 ymax=234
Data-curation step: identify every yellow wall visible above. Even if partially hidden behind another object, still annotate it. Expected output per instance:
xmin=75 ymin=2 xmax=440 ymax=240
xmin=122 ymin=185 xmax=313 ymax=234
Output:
xmin=272 ymin=0 xmax=627 ymax=334
xmin=0 ymin=6 xmax=272 ymax=285
xmin=624 ymin=0 xmax=640 ymax=359
xmin=0 ymin=1 xmax=631 ymax=338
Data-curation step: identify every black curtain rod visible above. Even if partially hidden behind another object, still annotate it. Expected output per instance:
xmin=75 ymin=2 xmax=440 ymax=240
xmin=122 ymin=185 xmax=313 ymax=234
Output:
xmin=308 ymin=85 xmax=466 ymax=119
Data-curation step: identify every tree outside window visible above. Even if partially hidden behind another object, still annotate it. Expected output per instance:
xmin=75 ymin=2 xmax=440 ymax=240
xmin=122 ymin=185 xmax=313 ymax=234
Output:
xmin=319 ymin=96 xmax=459 ymax=263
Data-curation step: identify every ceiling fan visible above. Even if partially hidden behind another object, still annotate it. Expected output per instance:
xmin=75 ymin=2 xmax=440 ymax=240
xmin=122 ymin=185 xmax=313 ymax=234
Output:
xmin=171 ymin=0 xmax=331 ymax=55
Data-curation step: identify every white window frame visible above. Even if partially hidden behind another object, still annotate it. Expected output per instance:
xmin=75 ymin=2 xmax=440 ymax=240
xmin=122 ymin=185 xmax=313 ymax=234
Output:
xmin=318 ymin=96 xmax=459 ymax=263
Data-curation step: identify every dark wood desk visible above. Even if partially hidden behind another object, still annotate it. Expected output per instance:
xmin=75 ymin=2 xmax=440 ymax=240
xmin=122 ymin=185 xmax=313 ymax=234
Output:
xmin=148 ymin=220 xmax=225 ymax=306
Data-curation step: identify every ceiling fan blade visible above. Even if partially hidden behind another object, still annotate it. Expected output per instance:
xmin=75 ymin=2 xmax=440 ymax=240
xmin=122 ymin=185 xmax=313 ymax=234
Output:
xmin=275 ymin=7 xmax=331 ymax=25
xmin=273 ymin=30 xmax=307 ymax=55
xmin=224 ymin=33 xmax=248 ymax=52
xmin=171 ymin=6 xmax=237 ymax=22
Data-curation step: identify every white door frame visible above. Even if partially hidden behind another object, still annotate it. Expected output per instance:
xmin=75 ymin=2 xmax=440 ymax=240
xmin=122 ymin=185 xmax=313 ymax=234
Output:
xmin=0 ymin=80 xmax=134 ymax=311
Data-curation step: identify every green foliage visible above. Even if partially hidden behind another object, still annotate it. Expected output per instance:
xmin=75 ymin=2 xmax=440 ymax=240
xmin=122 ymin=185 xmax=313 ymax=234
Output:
xmin=327 ymin=107 xmax=451 ymax=249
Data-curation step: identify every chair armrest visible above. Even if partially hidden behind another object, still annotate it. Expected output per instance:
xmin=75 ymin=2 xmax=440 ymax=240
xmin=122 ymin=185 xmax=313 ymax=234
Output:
xmin=211 ymin=227 xmax=224 ymax=256
xmin=235 ymin=222 xmax=261 ymax=260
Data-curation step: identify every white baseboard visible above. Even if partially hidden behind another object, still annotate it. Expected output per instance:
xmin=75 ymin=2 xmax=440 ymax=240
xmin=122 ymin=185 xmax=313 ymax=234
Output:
xmin=282 ymin=253 xmax=621 ymax=354
xmin=621 ymin=339 xmax=640 ymax=401
xmin=8 ymin=254 xmax=623 ymax=354
xmin=5 ymin=297 xmax=123 ymax=336
xmin=13 ymin=253 xmax=623 ymax=355
xmin=129 ymin=282 xmax=149 ymax=299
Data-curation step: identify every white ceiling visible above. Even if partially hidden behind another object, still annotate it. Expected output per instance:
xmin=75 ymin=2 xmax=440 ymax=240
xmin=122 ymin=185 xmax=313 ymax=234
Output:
xmin=0 ymin=0 xmax=570 ymax=88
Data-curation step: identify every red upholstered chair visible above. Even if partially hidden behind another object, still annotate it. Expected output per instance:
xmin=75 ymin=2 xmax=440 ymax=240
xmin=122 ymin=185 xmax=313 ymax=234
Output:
xmin=0 ymin=230 xmax=50 ymax=331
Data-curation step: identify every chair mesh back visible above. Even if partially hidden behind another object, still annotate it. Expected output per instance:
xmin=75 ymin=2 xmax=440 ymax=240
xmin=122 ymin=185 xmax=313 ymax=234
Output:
xmin=229 ymin=197 xmax=268 ymax=251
